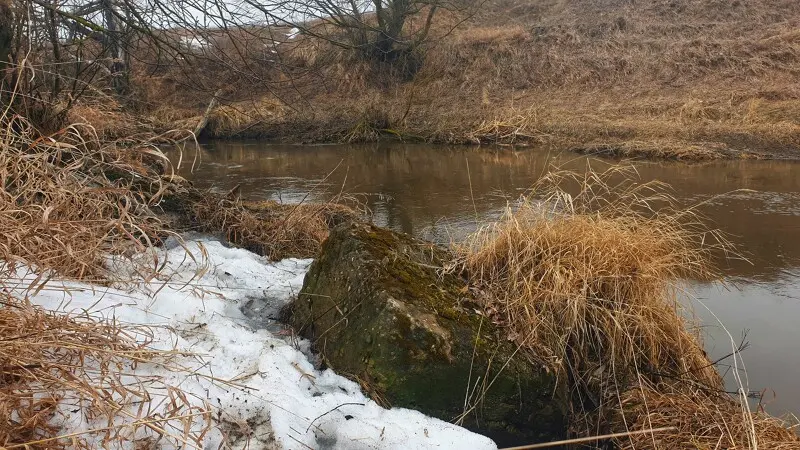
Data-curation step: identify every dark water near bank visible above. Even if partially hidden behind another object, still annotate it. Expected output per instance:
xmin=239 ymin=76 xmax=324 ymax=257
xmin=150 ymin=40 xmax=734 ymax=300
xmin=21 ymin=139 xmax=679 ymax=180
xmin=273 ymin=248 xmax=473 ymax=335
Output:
xmin=167 ymin=141 xmax=800 ymax=419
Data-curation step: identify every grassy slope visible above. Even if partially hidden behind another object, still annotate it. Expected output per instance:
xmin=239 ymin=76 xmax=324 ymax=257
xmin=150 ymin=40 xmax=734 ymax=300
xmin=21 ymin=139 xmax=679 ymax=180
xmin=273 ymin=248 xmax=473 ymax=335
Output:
xmin=133 ymin=0 xmax=800 ymax=159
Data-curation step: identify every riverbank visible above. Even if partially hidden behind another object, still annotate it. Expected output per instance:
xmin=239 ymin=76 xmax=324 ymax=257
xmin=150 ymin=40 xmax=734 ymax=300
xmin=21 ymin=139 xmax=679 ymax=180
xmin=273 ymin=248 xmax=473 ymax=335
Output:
xmin=3 ymin=108 xmax=800 ymax=447
xmin=85 ymin=0 xmax=800 ymax=161
xmin=0 ymin=110 xmax=490 ymax=448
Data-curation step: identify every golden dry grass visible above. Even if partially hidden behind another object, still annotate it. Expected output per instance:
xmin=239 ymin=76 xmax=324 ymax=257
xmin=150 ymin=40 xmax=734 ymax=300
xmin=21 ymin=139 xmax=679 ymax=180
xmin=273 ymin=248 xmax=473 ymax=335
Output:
xmin=452 ymin=164 xmax=799 ymax=447
xmin=571 ymin=140 xmax=737 ymax=161
xmin=127 ymin=0 xmax=800 ymax=158
xmin=0 ymin=112 xmax=182 ymax=279
xmin=613 ymin=383 xmax=800 ymax=449
xmin=189 ymin=197 xmax=358 ymax=260
xmin=67 ymin=102 xmax=143 ymax=140
xmin=0 ymin=105 xmax=210 ymax=447
xmin=454 ymin=165 xmax=725 ymax=392
xmin=452 ymin=25 xmax=529 ymax=46
xmin=0 ymin=105 xmax=361 ymax=446
xmin=202 ymin=101 xmax=287 ymax=137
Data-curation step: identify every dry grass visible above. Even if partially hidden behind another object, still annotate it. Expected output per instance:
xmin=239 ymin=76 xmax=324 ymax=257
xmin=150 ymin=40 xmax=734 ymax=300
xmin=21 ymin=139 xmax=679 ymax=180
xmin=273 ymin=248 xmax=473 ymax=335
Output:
xmin=189 ymin=197 xmax=358 ymax=260
xmin=67 ymin=102 xmax=144 ymax=141
xmin=202 ymin=101 xmax=287 ymax=137
xmin=0 ymin=103 xmax=212 ymax=447
xmin=613 ymin=383 xmax=800 ymax=449
xmin=571 ymin=140 xmax=740 ymax=161
xmin=126 ymin=0 xmax=800 ymax=157
xmin=0 ymin=104 xmax=360 ymax=446
xmin=467 ymin=108 xmax=545 ymax=145
xmin=455 ymin=165 xmax=725 ymax=392
xmin=0 ymin=112 xmax=182 ymax=279
xmin=452 ymin=25 xmax=529 ymax=46
xmin=451 ymin=164 xmax=798 ymax=446
xmin=0 ymin=287 xmax=210 ymax=449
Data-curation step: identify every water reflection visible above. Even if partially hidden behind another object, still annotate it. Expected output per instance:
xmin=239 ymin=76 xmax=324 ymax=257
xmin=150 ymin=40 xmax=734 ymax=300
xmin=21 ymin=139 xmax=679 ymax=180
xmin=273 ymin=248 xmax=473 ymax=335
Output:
xmin=166 ymin=141 xmax=800 ymax=418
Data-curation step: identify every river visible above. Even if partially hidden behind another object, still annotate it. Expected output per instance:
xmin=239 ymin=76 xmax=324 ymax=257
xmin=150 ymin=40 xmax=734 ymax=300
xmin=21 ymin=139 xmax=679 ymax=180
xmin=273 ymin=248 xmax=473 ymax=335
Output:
xmin=166 ymin=141 xmax=800 ymax=420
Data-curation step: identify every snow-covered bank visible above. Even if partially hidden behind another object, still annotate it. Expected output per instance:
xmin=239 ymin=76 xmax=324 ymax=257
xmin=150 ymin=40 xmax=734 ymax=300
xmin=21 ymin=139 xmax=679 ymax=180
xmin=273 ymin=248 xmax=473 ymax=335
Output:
xmin=8 ymin=238 xmax=496 ymax=450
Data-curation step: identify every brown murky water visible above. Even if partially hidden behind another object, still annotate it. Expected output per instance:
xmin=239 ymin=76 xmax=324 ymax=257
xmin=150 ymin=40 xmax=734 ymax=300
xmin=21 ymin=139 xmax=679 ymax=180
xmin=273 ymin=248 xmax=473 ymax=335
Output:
xmin=167 ymin=141 xmax=800 ymax=419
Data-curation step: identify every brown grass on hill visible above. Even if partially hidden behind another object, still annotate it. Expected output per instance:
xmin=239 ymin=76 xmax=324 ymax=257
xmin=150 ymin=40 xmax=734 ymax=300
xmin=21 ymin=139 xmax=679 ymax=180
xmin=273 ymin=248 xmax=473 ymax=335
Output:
xmin=128 ymin=0 xmax=800 ymax=158
xmin=452 ymin=164 xmax=799 ymax=446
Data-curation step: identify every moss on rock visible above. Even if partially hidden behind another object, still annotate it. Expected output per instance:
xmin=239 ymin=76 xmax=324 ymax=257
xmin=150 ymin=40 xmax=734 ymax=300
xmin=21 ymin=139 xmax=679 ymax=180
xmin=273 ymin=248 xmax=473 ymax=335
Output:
xmin=287 ymin=221 xmax=566 ymax=446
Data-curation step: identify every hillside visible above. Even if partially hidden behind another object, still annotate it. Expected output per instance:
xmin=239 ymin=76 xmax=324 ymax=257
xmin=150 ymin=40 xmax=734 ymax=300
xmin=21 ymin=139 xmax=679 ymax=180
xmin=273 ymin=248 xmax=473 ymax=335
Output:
xmin=89 ymin=0 xmax=800 ymax=158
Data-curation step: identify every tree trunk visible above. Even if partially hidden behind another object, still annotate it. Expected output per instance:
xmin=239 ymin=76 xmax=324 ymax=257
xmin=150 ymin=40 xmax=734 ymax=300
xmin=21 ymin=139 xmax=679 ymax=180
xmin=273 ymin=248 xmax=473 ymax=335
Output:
xmin=193 ymin=89 xmax=222 ymax=137
xmin=0 ymin=0 xmax=12 ymax=77
xmin=101 ymin=0 xmax=127 ymax=95
xmin=46 ymin=1 xmax=62 ymax=98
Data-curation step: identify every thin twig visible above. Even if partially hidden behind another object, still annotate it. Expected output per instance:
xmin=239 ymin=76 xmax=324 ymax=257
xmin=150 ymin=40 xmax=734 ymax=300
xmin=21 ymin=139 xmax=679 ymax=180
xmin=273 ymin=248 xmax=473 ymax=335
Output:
xmin=498 ymin=426 xmax=677 ymax=450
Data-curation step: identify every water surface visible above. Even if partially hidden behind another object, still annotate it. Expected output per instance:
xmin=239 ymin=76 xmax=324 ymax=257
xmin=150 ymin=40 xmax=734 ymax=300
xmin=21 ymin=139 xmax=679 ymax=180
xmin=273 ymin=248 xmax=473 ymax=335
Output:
xmin=167 ymin=141 xmax=800 ymax=419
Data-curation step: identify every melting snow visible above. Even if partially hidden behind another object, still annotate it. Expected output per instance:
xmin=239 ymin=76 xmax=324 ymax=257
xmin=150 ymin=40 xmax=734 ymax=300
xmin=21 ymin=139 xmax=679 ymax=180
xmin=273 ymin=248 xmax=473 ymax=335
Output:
xmin=12 ymin=238 xmax=496 ymax=450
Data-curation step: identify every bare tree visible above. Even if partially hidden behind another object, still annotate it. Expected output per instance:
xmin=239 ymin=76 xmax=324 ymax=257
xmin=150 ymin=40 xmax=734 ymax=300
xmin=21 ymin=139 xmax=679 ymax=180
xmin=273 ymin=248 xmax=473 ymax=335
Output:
xmin=241 ymin=0 xmax=466 ymax=66
xmin=2 ymin=0 xmax=220 ymax=122
xmin=1 ymin=0 xmax=470 ymax=131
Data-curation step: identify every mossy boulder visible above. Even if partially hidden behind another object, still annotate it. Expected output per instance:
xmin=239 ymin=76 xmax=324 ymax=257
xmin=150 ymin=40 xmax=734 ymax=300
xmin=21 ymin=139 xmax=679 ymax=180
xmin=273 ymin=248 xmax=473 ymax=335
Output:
xmin=287 ymin=222 xmax=566 ymax=446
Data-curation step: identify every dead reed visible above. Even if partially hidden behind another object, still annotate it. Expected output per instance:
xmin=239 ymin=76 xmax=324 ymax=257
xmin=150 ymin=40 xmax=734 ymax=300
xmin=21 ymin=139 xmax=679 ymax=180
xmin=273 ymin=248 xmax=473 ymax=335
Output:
xmin=0 ymin=108 xmax=210 ymax=447
xmin=612 ymin=382 xmax=800 ymax=449
xmin=0 ymin=281 xmax=210 ymax=449
xmin=455 ymin=165 xmax=725 ymax=390
xmin=453 ymin=164 xmax=798 ymax=447
xmin=571 ymin=140 xmax=735 ymax=161
xmin=0 ymin=111 xmax=183 ymax=279
xmin=189 ymin=197 xmax=358 ymax=260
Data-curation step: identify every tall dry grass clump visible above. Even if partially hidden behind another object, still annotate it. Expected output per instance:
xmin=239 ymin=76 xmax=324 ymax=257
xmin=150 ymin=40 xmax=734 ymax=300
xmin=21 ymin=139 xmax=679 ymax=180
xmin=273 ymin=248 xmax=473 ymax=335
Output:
xmin=0 ymin=111 xmax=181 ymax=279
xmin=189 ymin=197 xmax=358 ymax=260
xmin=613 ymin=382 xmax=799 ymax=449
xmin=454 ymin=164 xmax=800 ymax=447
xmin=0 ymin=108 xmax=209 ymax=446
xmin=456 ymin=165 xmax=724 ymax=392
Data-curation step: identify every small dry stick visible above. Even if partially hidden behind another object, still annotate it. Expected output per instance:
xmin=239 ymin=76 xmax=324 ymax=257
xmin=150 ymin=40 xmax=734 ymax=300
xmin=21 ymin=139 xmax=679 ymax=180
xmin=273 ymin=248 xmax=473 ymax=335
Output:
xmin=305 ymin=402 xmax=366 ymax=433
xmin=291 ymin=361 xmax=317 ymax=385
xmin=498 ymin=426 xmax=677 ymax=450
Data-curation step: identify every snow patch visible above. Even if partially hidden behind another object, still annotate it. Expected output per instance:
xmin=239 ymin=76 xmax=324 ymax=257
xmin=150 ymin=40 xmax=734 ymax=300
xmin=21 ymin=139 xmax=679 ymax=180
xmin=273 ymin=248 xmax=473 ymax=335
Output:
xmin=12 ymin=238 xmax=496 ymax=450
xmin=180 ymin=35 xmax=209 ymax=51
